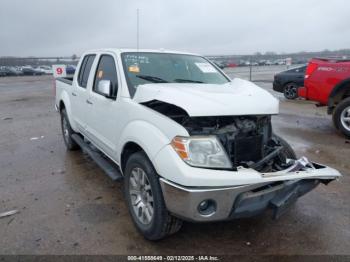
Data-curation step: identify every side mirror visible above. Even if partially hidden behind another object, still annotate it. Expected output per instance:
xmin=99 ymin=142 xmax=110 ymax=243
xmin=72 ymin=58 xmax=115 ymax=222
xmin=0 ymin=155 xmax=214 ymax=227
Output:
xmin=97 ymin=80 xmax=112 ymax=98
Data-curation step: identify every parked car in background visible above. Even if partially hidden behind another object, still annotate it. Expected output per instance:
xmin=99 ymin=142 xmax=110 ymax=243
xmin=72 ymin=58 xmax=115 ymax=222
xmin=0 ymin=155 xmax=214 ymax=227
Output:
xmin=0 ymin=67 xmax=23 ymax=77
xmin=36 ymin=66 xmax=53 ymax=75
xmin=273 ymin=65 xmax=306 ymax=99
xmin=299 ymin=58 xmax=350 ymax=137
xmin=226 ymin=62 xmax=237 ymax=68
xmin=213 ymin=61 xmax=225 ymax=69
xmin=272 ymin=59 xmax=286 ymax=66
xmin=66 ymin=65 xmax=76 ymax=75
xmin=22 ymin=67 xmax=43 ymax=76
xmin=0 ymin=67 xmax=8 ymax=77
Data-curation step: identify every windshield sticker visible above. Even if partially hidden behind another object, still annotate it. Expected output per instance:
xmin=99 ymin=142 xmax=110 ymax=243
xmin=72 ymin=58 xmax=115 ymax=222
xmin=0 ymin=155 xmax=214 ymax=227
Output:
xmin=195 ymin=62 xmax=217 ymax=73
xmin=124 ymin=55 xmax=150 ymax=64
xmin=129 ymin=65 xmax=140 ymax=73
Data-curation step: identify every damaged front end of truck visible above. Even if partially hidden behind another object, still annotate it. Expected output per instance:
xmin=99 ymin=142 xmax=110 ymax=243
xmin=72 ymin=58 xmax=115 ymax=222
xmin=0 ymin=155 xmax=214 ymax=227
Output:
xmin=132 ymin=82 xmax=341 ymax=221
xmin=142 ymin=101 xmax=289 ymax=173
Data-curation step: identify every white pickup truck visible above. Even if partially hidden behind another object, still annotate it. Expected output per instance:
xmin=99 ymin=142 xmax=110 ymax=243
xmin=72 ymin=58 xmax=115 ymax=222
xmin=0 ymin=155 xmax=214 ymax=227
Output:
xmin=55 ymin=49 xmax=341 ymax=240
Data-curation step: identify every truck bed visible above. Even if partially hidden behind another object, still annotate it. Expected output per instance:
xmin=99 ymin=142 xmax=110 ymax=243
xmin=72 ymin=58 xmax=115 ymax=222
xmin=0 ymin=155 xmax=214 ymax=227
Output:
xmin=57 ymin=77 xmax=74 ymax=85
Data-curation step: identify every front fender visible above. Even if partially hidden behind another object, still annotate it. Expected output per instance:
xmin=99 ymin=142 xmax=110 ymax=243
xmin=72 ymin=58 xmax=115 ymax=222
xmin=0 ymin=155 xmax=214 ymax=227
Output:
xmin=117 ymin=120 xmax=172 ymax=166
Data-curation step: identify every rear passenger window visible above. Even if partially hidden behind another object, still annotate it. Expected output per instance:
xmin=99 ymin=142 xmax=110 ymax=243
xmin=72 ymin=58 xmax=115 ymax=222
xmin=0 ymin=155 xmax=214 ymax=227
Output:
xmin=93 ymin=55 xmax=118 ymax=98
xmin=78 ymin=55 xmax=96 ymax=88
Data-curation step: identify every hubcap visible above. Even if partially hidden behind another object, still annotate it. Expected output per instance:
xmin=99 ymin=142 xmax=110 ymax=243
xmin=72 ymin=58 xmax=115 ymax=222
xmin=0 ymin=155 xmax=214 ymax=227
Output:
xmin=284 ymin=84 xmax=297 ymax=99
xmin=340 ymin=106 xmax=350 ymax=132
xmin=129 ymin=167 xmax=154 ymax=225
xmin=62 ymin=117 xmax=70 ymax=142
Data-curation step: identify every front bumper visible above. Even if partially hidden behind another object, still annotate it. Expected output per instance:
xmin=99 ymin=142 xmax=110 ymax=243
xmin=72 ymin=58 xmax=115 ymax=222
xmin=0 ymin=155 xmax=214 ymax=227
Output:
xmin=154 ymin=145 xmax=341 ymax=222
xmin=160 ymin=177 xmax=333 ymax=222
xmin=272 ymin=81 xmax=283 ymax=92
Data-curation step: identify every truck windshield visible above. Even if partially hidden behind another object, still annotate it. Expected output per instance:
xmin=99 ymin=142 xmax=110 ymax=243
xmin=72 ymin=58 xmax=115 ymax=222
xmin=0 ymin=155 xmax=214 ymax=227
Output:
xmin=121 ymin=52 xmax=230 ymax=97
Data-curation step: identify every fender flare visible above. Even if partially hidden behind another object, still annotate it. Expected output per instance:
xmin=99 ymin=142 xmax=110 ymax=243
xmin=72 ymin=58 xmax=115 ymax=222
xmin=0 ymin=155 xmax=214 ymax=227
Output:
xmin=328 ymin=78 xmax=350 ymax=113
xmin=58 ymin=91 xmax=78 ymax=131
xmin=117 ymin=120 xmax=172 ymax=169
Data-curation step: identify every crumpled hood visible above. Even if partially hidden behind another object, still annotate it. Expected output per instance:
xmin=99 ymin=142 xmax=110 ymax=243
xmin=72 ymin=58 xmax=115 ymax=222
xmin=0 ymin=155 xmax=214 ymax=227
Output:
xmin=133 ymin=78 xmax=279 ymax=117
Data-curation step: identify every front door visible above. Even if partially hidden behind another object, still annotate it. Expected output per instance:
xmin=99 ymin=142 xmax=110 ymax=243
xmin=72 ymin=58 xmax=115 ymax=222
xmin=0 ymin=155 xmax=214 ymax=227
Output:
xmin=85 ymin=54 xmax=121 ymax=159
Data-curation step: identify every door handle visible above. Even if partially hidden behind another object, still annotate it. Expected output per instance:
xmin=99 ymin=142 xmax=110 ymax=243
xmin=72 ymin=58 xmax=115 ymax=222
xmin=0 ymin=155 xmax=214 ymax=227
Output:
xmin=72 ymin=92 xmax=77 ymax=97
xmin=86 ymin=99 xmax=93 ymax=105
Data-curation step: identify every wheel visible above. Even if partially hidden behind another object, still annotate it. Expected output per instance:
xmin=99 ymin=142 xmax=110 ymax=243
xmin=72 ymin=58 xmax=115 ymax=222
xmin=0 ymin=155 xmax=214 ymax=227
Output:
xmin=60 ymin=108 xmax=80 ymax=151
xmin=273 ymin=134 xmax=297 ymax=160
xmin=332 ymin=112 xmax=340 ymax=130
xmin=333 ymin=97 xmax=350 ymax=138
xmin=124 ymin=151 xmax=182 ymax=240
xmin=283 ymin=82 xmax=299 ymax=100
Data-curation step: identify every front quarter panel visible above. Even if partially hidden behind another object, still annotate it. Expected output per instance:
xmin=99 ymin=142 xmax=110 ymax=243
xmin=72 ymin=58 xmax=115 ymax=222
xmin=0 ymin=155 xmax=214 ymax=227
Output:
xmin=116 ymin=99 xmax=189 ymax=165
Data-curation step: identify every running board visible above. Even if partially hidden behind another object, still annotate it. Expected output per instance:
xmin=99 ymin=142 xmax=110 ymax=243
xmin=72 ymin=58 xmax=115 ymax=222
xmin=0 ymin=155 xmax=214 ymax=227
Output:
xmin=72 ymin=134 xmax=123 ymax=181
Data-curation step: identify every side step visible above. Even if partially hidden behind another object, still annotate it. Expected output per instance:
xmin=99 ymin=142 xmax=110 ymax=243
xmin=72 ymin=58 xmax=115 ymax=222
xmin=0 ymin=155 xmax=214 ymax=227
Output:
xmin=72 ymin=134 xmax=123 ymax=181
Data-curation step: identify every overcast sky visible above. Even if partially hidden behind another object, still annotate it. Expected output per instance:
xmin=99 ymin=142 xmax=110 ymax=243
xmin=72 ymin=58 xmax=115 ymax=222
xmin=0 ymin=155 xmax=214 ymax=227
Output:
xmin=0 ymin=0 xmax=349 ymax=57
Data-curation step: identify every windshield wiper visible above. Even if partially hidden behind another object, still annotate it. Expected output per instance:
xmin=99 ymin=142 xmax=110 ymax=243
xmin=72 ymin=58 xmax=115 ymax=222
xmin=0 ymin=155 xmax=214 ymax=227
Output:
xmin=174 ymin=79 xmax=204 ymax=83
xmin=136 ymin=75 xmax=168 ymax=83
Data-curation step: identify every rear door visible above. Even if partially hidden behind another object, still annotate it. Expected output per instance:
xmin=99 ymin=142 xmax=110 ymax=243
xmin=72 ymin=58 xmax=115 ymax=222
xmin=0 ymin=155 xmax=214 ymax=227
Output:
xmin=84 ymin=53 xmax=122 ymax=158
xmin=71 ymin=54 xmax=96 ymax=132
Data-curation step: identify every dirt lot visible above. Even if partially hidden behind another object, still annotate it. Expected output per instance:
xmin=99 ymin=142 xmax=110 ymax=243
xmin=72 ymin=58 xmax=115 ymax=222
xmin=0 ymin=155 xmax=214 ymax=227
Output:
xmin=0 ymin=73 xmax=349 ymax=255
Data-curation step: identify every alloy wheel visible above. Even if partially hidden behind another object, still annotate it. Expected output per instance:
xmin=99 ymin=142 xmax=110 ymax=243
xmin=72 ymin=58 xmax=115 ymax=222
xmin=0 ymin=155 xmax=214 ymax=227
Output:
xmin=340 ymin=106 xmax=350 ymax=132
xmin=284 ymin=83 xmax=297 ymax=99
xmin=129 ymin=167 xmax=154 ymax=225
xmin=62 ymin=116 xmax=70 ymax=143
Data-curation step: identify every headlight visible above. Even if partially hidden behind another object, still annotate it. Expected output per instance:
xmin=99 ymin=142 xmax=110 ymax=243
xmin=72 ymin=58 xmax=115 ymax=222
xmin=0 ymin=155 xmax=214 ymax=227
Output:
xmin=171 ymin=136 xmax=232 ymax=169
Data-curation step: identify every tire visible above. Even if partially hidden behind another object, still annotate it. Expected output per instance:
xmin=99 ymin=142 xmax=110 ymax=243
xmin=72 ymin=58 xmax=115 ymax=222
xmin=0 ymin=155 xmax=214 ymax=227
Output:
xmin=124 ymin=151 xmax=182 ymax=240
xmin=333 ymin=97 xmax=350 ymax=138
xmin=332 ymin=112 xmax=340 ymax=130
xmin=60 ymin=108 xmax=80 ymax=151
xmin=273 ymin=134 xmax=297 ymax=160
xmin=283 ymin=82 xmax=299 ymax=100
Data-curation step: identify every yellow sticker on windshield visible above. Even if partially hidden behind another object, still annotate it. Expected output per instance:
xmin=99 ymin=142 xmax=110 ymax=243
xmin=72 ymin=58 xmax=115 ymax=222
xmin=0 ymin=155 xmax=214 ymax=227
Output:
xmin=129 ymin=65 xmax=140 ymax=73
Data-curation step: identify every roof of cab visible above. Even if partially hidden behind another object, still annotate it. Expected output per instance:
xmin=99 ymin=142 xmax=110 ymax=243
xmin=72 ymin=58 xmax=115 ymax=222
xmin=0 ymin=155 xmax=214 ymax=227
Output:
xmin=82 ymin=48 xmax=200 ymax=56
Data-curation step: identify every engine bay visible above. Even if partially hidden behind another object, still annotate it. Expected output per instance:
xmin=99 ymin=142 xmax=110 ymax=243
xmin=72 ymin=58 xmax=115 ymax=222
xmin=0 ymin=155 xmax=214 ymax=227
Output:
xmin=143 ymin=100 xmax=294 ymax=172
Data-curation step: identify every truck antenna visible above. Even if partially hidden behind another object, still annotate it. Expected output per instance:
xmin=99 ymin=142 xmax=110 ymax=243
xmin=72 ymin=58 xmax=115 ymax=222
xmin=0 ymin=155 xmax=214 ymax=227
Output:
xmin=136 ymin=8 xmax=140 ymax=66
xmin=137 ymin=8 xmax=140 ymax=53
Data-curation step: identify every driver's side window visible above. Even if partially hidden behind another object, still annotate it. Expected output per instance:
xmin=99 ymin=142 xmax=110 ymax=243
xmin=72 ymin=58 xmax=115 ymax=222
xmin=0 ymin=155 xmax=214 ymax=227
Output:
xmin=93 ymin=55 xmax=118 ymax=98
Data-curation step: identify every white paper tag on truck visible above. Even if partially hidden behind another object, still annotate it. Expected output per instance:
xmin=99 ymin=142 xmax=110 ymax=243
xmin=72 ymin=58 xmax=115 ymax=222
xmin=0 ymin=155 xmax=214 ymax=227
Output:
xmin=195 ymin=62 xmax=217 ymax=73
xmin=52 ymin=65 xmax=67 ymax=78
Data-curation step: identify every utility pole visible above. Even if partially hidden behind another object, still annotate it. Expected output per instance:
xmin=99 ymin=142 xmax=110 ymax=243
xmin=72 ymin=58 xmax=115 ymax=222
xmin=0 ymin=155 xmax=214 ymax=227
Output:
xmin=137 ymin=8 xmax=139 ymax=52
xmin=249 ymin=57 xmax=253 ymax=81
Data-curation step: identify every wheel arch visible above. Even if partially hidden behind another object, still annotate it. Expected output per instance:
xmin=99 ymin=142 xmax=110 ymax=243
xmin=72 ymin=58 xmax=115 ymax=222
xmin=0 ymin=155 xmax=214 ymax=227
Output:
xmin=283 ymin=81 xmax=297 ymax=88
xmin=59 ymin=100 xmax=66 ymax=112
xmin=328 ymin=78 xmax=350 ymax=114
xmin=58 ymin=92 xmax=78 ymax=131
xmin=118 ymin=120 xmax=172 ymax=174
xmin=120 ymin=141 xmax=145 ymax=173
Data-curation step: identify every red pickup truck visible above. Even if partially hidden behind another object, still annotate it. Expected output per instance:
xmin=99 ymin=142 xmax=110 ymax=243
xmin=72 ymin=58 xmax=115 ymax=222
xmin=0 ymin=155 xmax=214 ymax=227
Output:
xmin=299 ymin=58 xmax=350 ymax=137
